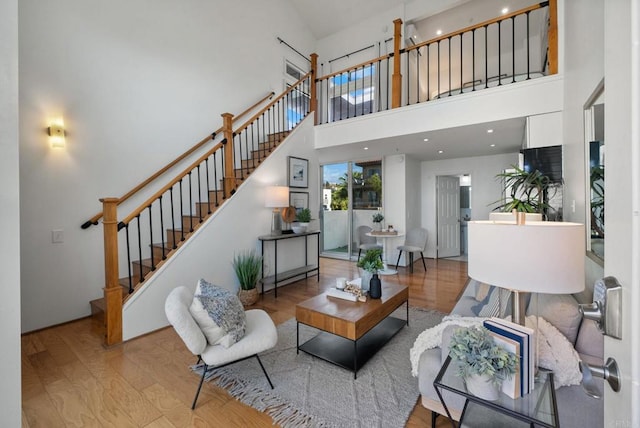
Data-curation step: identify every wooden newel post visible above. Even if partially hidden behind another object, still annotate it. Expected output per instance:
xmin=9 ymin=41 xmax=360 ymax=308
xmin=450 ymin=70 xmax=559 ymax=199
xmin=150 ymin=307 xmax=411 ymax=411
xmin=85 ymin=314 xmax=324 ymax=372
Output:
xmin=392 ymin=18 xmax=403 ymax=108
xmin=101 ymin=197 xmax=122 ymax=346
xmin=547 ymin=0 xmax=558 ymax=75
xmin=221 ymin=113 xmax=235 ymax=199
xmin=310 ymin=53 xmax=318 ymax=125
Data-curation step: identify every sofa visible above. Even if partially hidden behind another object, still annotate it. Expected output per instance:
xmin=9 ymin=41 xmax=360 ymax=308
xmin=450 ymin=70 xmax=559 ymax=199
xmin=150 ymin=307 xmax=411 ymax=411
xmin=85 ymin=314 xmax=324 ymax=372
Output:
xmin=416 ymin=279 xmax=604 ymax=428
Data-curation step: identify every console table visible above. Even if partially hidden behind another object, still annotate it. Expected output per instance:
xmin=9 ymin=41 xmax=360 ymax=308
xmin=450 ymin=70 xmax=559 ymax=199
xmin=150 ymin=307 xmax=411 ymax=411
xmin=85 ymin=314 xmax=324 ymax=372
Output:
xmin=258 ymin=230 xmax=320 ymax=298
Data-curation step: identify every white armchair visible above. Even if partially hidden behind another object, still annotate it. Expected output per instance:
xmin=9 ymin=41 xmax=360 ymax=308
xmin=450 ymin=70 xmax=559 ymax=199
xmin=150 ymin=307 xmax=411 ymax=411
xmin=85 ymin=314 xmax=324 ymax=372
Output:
xmin=165 ymin=286 xmax=278 ymax=409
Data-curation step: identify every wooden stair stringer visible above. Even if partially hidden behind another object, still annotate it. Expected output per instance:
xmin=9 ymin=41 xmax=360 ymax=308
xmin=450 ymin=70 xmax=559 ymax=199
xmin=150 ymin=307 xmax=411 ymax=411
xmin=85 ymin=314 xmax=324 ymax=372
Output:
xmin=91 ymin=129 xmax=294 ymax=316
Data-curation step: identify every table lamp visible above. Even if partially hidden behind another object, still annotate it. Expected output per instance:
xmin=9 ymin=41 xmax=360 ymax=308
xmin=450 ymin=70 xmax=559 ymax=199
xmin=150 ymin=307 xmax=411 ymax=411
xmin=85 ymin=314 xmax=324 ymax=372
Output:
xmin=468 ymin=219 xmax=585 ymax=325
xmin=265 ymin=186 xmax=289 ymax=235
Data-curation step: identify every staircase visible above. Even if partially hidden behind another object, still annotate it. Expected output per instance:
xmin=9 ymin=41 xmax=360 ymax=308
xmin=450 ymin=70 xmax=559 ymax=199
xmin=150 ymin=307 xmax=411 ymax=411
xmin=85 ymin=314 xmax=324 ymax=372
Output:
xmin=88 ymin=130 xmax=290 ymax=320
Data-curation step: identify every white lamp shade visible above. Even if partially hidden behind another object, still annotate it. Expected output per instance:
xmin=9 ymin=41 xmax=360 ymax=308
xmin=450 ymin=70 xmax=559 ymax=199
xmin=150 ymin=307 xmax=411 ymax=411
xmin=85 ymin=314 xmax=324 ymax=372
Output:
xmin=468 ymin=221 xmax=585 ymax=294
xmin=265 ymin=186 xmax=289 ymax=208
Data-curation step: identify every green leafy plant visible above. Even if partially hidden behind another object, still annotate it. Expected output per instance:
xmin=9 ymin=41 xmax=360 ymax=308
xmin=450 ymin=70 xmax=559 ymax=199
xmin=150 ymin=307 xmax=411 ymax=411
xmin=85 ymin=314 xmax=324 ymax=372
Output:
xmin=449 ymin=326 xmax=518 ymax=385
xmin=590 ymin=164 xmax=604 ymax=238
xmin=296 ymin=208 xmax=312 ymax=223
xmin=232 ymin=250 xmax=263 ymax=290
xmin=357 ymin=248 xmax=384 ymax=273
xmin=491 ymin=165 xmax=557 ymax=215
xmin=372 ymin=212 xmax=384 ymax=223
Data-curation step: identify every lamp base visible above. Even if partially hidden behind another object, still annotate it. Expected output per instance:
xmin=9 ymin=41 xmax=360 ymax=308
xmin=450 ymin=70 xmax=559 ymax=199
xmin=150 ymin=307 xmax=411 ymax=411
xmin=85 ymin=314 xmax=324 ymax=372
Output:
xmin=512 ymin=290 xmax=528 ymax=326
xmin=271 ymin=209 xmax=282 ymax=235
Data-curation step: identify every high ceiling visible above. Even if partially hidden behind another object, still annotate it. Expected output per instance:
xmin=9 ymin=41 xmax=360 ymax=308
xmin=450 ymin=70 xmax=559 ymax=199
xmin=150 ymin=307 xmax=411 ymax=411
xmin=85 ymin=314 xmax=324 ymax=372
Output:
xmin=287 ymin=0 xmax=411 ymax=39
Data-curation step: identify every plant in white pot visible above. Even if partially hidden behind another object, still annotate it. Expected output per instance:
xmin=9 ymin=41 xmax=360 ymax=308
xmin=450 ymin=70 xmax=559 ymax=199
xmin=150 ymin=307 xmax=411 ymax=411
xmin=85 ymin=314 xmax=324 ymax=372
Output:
xmin=293 ymin=208 xmax=312 ymax=233
xmin=356 ymin=248 xmax=383 ymax=294
xmin=449 ymin=326 xmax=518 ymax=401
xmin=232 ymin=250 xmax=263 ymax=306
xmin=372 ymin=212 xmax=384 ymax=231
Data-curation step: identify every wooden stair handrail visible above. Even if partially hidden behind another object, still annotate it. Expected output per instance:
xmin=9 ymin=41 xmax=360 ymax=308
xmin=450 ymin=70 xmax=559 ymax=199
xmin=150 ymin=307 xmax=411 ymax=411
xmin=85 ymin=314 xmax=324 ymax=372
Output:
xmin=81 ymin=91 xmax=275 ymax=229
xmin=119 ymin=141 xmax=225 ymax=226
xmin=232 ymin=73 xmax=312 ymax=136
xmin=404 ymin=2 xmax=551 ymax=54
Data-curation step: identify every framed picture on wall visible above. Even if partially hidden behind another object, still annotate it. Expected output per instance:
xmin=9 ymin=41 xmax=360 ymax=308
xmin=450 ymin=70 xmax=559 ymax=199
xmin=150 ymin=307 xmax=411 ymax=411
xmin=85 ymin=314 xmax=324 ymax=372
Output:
xmin=288 ymin=156 xmax=309 ymax=188
xmin=289 ymin=191 xmax=309 ymax=214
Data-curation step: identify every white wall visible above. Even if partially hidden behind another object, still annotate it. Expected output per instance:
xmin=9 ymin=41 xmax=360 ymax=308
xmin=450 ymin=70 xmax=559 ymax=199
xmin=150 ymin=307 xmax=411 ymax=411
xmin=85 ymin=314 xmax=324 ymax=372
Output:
xmin=18 ymin=0 xmax=315 ymax=332
xmin=382 ymin=154 xmax=407 ymax=266
xmin=421 ymin=152 xmax=519 ymax=257
xmin=0 ymin=0 xmax=21 ymax=423
xmin=525 ymin=112 xmax=563 ymax=149
xmin=123 ymin=118 xmax=318 ymax=340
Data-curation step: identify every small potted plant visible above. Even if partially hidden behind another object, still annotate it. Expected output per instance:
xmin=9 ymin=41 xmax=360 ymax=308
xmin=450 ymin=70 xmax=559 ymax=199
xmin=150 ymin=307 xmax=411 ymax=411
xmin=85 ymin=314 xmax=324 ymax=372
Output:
xmin=232 ymin=250 xmax=263 ymax=306
xmin=294 ymin=208 xmax=312 ymax=233
xmin=448 ymin=326 xmax=518 ymax=401
xmin=372 ymin=212 xmax=384 ymax=231
xmin=356 ymin=248 xmax=384 ymax=294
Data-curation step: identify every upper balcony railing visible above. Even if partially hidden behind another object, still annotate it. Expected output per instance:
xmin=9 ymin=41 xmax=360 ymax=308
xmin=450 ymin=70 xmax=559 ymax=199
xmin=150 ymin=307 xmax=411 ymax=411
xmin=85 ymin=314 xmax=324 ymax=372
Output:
xmin=314 ymin=1 xmax=556 ymax=125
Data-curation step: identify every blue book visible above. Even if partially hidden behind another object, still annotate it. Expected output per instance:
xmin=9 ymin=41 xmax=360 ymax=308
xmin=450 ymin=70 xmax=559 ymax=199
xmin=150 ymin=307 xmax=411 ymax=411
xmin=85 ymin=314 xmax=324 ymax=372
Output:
xmin=483 ymin=319 xmax=529 ymax=396
xmin=489 ymin=318 xmax=536 ymax=392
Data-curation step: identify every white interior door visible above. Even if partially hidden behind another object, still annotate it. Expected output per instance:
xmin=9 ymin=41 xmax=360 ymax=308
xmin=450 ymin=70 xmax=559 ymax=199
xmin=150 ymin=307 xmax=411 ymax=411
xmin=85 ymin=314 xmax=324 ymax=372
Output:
xmin=436 ymin=176 xmax=461 ymax=258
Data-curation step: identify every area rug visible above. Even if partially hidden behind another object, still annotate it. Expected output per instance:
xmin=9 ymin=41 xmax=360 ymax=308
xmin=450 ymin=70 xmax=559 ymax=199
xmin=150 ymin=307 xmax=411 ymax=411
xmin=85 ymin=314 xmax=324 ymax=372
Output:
xmin=193 ymin=306 xmax=445 ymax=428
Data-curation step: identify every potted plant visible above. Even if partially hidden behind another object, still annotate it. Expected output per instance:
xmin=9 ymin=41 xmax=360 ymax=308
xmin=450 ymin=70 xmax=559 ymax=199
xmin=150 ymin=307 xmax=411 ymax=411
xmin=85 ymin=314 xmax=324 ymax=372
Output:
xmin=491 ymin=165 xmax=557 ymax=218
xmin=448 ymin=326 xmax=518 ymax=401
xmin=372 ymin=212 xmax=384 ymax=231
xmin=294 ymin=208 xmax=312 ymax=233
xmin=232 ymin=250 xmax=263 ymax=306
xmin=356 ymin=248 xmax=384 ymax=294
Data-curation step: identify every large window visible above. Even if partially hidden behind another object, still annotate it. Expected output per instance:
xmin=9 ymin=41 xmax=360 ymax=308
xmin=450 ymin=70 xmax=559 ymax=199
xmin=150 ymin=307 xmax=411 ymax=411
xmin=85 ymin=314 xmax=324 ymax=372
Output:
xmin=329 ymin=64 xmax=376 ymax=121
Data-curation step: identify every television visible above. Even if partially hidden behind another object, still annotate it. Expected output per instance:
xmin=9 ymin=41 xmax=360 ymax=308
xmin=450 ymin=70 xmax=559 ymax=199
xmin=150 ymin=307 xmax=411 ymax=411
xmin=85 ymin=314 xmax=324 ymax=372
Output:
xmin=521 ymin=145 xmax=563 ymax=183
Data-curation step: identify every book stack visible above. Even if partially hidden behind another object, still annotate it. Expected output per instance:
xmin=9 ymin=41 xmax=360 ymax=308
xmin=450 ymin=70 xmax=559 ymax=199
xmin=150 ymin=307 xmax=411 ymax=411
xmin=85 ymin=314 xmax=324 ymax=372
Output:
xmin=483 ymin=318 xmax=535 ymax=399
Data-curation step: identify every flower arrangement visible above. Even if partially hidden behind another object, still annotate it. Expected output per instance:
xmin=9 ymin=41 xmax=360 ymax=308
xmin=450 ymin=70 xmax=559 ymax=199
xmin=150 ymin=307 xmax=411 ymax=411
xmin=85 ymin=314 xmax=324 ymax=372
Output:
xmin=448 ymin=326 xmax=518 ymax=385
xmin=372 ymin=212 xmax=384 ymax=223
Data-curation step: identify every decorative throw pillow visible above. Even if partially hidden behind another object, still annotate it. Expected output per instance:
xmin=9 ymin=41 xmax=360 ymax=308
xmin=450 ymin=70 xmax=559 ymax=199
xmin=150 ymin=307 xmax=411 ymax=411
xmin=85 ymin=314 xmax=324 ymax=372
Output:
xmin=474 ymin=282 xmax=491 ymax=302
xmin=525 ymin=315 xmax=582 ymax=387
xmin=470 ymin=286 xmax=513 ymax=318
xmin=189 ymin=279 xmax=246 ymax=348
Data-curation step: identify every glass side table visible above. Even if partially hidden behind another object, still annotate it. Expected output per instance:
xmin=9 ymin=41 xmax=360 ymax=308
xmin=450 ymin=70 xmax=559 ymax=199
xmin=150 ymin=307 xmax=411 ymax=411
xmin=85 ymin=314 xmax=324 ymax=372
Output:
xmin=434 ymin=356 xmax=560 ymax=428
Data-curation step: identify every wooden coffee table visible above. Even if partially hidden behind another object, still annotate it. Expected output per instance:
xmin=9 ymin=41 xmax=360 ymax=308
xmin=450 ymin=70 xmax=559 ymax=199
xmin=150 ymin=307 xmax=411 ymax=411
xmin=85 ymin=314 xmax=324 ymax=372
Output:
xmin=295 ymin=282 xmax=409 ymax=379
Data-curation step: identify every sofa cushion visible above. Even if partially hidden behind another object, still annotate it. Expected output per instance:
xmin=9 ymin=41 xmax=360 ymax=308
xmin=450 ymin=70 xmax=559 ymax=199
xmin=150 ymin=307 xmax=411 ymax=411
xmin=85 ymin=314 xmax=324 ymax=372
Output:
xmin=189 ymin=279 xmax=246 ymax=348
xmin=528 ymin=293 xmax=582 ymax=344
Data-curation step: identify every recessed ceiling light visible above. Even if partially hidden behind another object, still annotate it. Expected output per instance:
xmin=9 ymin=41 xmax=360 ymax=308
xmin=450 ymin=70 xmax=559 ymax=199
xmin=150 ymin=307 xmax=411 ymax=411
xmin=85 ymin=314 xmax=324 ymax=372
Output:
xmin=413 ymin=34 xmax=418 ymax=39
xmin=423 ymin=138 xmax=429 ymax=142
xmin=436 ymin=30 xmax=442 ymax=36
xmin=490 ymin=144 xmax=496 ymax=147
xmin=364 ymin=147 xmax=369 ymax=150
xmin=501 ymin=7 xmax=509 ymax=14
xmin=438 ymin=150 xmax=444 ymax=154
xmin=487 ymin=129 xmax=494 ymax=133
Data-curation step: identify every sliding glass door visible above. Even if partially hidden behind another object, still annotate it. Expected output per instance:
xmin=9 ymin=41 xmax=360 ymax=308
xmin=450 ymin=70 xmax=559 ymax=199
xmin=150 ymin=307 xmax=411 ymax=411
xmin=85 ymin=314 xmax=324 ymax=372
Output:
xmin=320 ymin=160 xmax=382 ymax=259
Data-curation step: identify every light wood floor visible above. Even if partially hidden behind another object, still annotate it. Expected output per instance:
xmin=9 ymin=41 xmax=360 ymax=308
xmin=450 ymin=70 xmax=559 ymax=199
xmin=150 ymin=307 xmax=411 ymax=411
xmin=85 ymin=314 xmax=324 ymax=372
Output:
xmin=22 ymin=257 xmax=468 ymax=427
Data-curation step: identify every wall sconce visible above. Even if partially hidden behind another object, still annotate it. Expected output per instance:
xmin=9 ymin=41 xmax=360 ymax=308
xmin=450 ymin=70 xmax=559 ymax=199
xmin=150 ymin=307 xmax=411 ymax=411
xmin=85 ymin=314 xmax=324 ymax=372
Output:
xmin=48 ymin=119 xmax=66 ymax=148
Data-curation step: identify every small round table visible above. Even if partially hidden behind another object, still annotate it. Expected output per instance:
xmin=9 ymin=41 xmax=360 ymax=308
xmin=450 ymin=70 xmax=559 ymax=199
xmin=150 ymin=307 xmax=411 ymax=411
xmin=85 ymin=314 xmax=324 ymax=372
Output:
xmin=366 ymin=231 xmax=404 ymax=275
